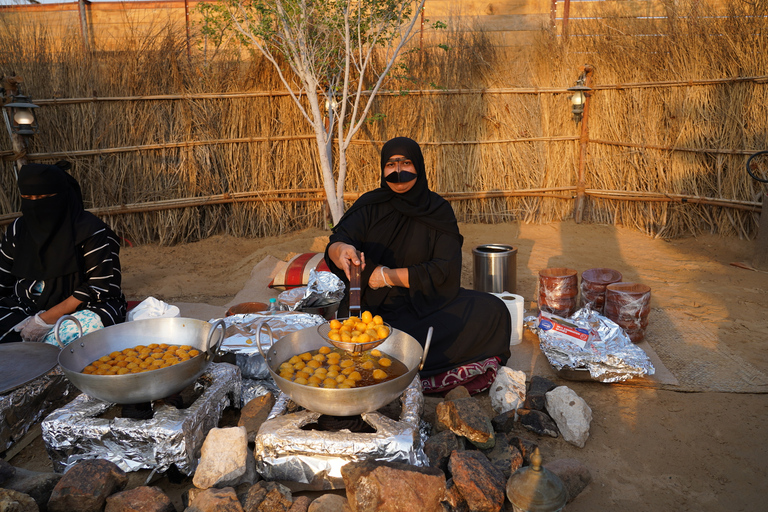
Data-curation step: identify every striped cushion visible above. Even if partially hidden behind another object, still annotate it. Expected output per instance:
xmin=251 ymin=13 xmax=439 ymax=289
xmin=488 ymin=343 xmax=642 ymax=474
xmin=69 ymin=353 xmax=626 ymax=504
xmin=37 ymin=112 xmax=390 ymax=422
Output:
xmin=268 ymin=253 xmax=331 ymax=290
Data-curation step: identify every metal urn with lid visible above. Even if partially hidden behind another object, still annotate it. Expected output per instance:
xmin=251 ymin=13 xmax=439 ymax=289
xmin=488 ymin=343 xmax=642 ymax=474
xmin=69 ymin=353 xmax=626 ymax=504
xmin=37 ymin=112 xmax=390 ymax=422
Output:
xmin=506 ymin=448 xmax=567 ymax=512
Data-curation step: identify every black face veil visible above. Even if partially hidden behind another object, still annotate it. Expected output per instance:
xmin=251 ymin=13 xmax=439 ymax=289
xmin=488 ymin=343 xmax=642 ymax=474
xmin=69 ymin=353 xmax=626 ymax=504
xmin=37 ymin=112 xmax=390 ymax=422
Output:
xmin=13 ymin=163 xmax=84 ymax=280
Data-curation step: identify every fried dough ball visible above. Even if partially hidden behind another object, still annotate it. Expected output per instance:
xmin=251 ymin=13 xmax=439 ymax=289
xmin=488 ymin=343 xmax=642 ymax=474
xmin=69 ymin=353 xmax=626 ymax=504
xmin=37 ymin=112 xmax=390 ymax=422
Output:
xmin=378 ymin=357 xmax=392 ymax=367
xmin=372 ymin=369 xmax=388 ymax=380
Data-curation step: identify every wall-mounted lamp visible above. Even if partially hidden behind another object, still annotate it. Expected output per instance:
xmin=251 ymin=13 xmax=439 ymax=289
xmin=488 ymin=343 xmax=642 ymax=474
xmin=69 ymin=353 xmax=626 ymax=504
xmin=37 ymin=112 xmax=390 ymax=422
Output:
xmin=4 ymin=93 xmax=39 ymax=136
xmin=567 ymin=79 xmax=591 ymax=124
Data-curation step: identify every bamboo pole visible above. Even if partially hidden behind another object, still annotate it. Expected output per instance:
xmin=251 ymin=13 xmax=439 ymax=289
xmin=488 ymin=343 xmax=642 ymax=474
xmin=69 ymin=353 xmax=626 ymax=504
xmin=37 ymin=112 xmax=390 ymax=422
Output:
xmin=2 ymin=187 xmax=759 ymax=226
xmin=4 ymin=136 xmax=580 ymax=161
xmin=29 ymin=75 xmax=768 ymax=107
xmin=589 ymin=139 xmax=763 ymax=156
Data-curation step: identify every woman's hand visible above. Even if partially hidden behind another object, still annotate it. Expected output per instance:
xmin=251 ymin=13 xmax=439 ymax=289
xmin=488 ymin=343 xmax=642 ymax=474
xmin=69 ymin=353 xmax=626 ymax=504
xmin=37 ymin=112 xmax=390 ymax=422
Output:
xmin=328 ymin=242 xmax=366 ymax=280
xmin=368 ymin=265 xmax=392 ymax=290
xmin=15 ymin=312 xmax=54 ymax=342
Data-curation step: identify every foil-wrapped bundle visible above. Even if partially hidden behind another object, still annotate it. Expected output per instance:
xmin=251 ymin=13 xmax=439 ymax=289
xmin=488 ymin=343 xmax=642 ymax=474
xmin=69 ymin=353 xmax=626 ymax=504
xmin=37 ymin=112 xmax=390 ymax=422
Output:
xmin=279 ymin=269 xmax=344 ymax=310
xmin=42 ymin=363 xmax=241 ymax=474
xmin=0 ymin=367 xmax=77 ymax=453
xmin=217 ymin=312 xmax=325 ymax=355
xmin=254 ymin=377 xmax=428 ymax=489
xmin=532 ymin=306 xmax=655 ymax=382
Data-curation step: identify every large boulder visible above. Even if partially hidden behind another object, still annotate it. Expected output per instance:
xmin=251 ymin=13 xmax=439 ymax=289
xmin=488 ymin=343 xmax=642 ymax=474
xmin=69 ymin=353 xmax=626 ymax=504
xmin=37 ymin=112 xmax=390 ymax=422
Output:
xmin=47 ymin=459 xmax=127 ymax=512
xmin=447 ymin=450 xmax=506 ymax=512
xmin=341 ymin=459 xmax=446 ymax=512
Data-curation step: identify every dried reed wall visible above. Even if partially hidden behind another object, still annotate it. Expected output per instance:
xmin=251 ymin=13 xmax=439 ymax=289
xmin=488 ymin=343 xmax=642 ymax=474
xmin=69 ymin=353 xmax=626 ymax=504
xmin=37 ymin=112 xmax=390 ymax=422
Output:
xmin=0 ymin=0 xmax=766 ymax=245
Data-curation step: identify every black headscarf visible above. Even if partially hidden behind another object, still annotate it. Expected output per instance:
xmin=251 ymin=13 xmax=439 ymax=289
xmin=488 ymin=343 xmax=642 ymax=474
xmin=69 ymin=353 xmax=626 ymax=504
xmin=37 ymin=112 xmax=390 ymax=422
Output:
xmin=13 ymin=162 xmax=102 ymax=280
xmin=333 ymin=137 xmax=462 ymax=241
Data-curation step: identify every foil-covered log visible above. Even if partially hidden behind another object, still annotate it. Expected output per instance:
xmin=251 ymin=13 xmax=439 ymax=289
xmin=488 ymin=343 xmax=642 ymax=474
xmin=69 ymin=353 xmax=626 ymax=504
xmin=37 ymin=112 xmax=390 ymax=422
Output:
xmin=278 ymin=269 xmax=344 ymax=310
xmin=218 ymin=312 xmax=326 ymax=355
xmin=41 ymin=363 xmax=241 ymax=474
xmin=532 ymin=306 xmax=655 ymax=382
xmin=0 ymin=367 xmax=77 ymax=453
xmin=255 ymin=377 xmax=428 ymax=489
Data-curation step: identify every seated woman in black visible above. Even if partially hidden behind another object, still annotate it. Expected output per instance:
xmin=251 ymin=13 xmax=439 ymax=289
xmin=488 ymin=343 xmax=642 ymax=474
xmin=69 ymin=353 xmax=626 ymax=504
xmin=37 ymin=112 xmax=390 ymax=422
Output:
xmin=325 ymin=137 xmax=511 ymax=394
xmin=0 ymin=162 xmax=127 ymax=345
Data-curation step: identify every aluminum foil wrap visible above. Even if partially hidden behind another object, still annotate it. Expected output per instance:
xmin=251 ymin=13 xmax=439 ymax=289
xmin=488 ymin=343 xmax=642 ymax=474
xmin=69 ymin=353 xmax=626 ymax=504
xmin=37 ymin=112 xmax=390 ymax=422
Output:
xmin=254 ymin=376 xmax=427 ymax=489
xmin=279 ymin=269 xmax=345 ymax=310
xmin=41 ymin=363 xmax=241 ymax=474
xmin=218 ymin=312 xmax=326 ymax=355
xmin=1 ymin=366 xmax=77 ymax=453
xmin=241 ymin=377 xmax=279 ymax=408
xmin=532 ymin=306 xmax=655 ymax=382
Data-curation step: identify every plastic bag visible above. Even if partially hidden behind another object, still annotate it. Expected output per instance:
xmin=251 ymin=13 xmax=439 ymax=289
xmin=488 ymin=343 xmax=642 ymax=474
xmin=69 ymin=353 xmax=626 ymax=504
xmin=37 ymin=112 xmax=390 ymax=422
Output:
xmin=127 ymin=297 xmax=180 ymax=321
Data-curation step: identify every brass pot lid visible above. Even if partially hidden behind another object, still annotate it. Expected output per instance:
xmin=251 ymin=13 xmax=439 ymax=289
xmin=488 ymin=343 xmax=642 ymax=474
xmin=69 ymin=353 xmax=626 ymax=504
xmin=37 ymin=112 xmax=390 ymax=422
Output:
xmin=0 ymin=342 xmax=60 ymax=395
xmin=506 ymin=448 xmax=567 ymax=512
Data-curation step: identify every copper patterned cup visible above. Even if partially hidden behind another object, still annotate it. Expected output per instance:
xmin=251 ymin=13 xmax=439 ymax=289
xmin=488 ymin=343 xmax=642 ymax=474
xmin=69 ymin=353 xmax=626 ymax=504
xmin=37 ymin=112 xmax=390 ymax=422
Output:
xmin=580 ymin=268 xmax=622 ymax=313
xmin=605 ymin=283 xmax=651 ymax=343
xmin=538 ymin=268 xmax=578 ymax=317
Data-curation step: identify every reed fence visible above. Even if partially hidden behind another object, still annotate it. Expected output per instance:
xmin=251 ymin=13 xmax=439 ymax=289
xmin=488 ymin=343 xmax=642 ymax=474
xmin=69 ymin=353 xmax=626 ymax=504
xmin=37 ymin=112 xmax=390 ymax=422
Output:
xmin=0 ymin=0 xmax=766 ymax=244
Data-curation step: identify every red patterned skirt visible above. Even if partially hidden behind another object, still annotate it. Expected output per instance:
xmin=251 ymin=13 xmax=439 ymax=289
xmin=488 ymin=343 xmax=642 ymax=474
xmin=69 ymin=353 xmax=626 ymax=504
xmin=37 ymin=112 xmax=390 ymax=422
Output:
xmin=421 ymin=356 xmax=502 ymax=396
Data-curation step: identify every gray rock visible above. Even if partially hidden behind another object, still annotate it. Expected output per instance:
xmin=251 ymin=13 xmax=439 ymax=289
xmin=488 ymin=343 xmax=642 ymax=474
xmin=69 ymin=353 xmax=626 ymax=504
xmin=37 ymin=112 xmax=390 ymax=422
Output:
xmin=424 ymin=430 xmax=464 ymax=473
xmin=544 ymin=458 xmax=592 ymax=503
xmin=0 ymin=459 xmax=15 ymax=485
xmin=545 ymin=386 xmax=592 ymax=448
xmin=436 ymin=397 xmax=495 ymax=450
xmin=2 ymin=467 xmax=61 ymax=512
xmin=528 ymin=375 xmax=557 ymax=396
xmin=489 ymin=367 xmax=526 ymax=415
xmin=490 ymin=410 xmax=516 ymax=434
xmin=193 ymin=427 xmax=250 ymax=489
xmin=0 ymin=488 xmax=38 ymax=512
xmin=517 ymin=409 xmax=559 ymax=438
xmin=481 ymin=434 xmax=524 ymax=479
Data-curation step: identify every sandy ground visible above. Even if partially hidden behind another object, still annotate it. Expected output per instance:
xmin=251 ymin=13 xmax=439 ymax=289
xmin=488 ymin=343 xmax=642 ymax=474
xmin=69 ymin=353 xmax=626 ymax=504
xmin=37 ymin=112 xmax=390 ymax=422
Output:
xmin=8 ymin=221 xmax=768 ymax=511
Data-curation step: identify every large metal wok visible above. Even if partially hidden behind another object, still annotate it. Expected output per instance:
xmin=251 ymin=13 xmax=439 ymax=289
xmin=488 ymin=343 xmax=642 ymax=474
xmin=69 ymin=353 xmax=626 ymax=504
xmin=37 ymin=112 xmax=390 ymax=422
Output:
xmin=258 ymin=322 xmax=432 ymax=416
xmin=55 ymin=315 xmax=225 ymax=404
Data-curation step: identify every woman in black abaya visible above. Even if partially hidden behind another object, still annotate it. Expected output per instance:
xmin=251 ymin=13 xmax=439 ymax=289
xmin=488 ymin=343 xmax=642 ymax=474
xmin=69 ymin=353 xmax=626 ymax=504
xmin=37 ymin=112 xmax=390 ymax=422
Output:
xmin=0 ymin=162 xmax=127 ymax=345
xmin=325 ymin=137 xmax=511 ymax=394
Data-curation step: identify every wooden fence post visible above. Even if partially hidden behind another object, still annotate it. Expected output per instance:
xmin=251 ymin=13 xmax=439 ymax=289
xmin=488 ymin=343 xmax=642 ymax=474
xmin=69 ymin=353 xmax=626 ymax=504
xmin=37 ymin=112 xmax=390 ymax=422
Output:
xmin=573 ymin=65 xmax=593 ymax=223
xmin=78 ymin=0 xmax=91 ymax=52
xmin=753 ymin=193 xmax=768 ymax=270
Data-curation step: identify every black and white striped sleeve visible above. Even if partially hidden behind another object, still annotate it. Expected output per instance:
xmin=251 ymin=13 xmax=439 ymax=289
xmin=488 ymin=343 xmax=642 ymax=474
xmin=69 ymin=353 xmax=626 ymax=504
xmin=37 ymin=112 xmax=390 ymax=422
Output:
xmin=0 ymin=221 xmax=19 ymax=299
xmin=73 ymin=227 xmax=123 ymax=304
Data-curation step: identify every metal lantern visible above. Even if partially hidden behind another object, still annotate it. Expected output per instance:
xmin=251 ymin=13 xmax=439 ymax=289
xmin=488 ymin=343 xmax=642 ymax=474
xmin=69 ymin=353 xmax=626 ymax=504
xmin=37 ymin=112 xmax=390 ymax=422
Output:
xmin=506 ymin=447 xmax=567 ymax=512
xmin=4 ymin=94 xmax=39 ymax=136
xmin=567 ymin=82 xmax=591 ymax=123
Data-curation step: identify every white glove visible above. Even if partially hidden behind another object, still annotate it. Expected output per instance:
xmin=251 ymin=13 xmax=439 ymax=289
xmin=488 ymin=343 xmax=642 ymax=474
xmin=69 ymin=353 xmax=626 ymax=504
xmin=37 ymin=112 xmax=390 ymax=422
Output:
xmin=15 ymin=312 xmax=54 ymax=342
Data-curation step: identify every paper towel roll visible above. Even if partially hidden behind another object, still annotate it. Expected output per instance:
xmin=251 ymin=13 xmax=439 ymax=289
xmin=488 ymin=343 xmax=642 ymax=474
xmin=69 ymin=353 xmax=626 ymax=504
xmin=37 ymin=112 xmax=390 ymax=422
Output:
xmin=491 ymin=292 xmax=525 ymax=345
